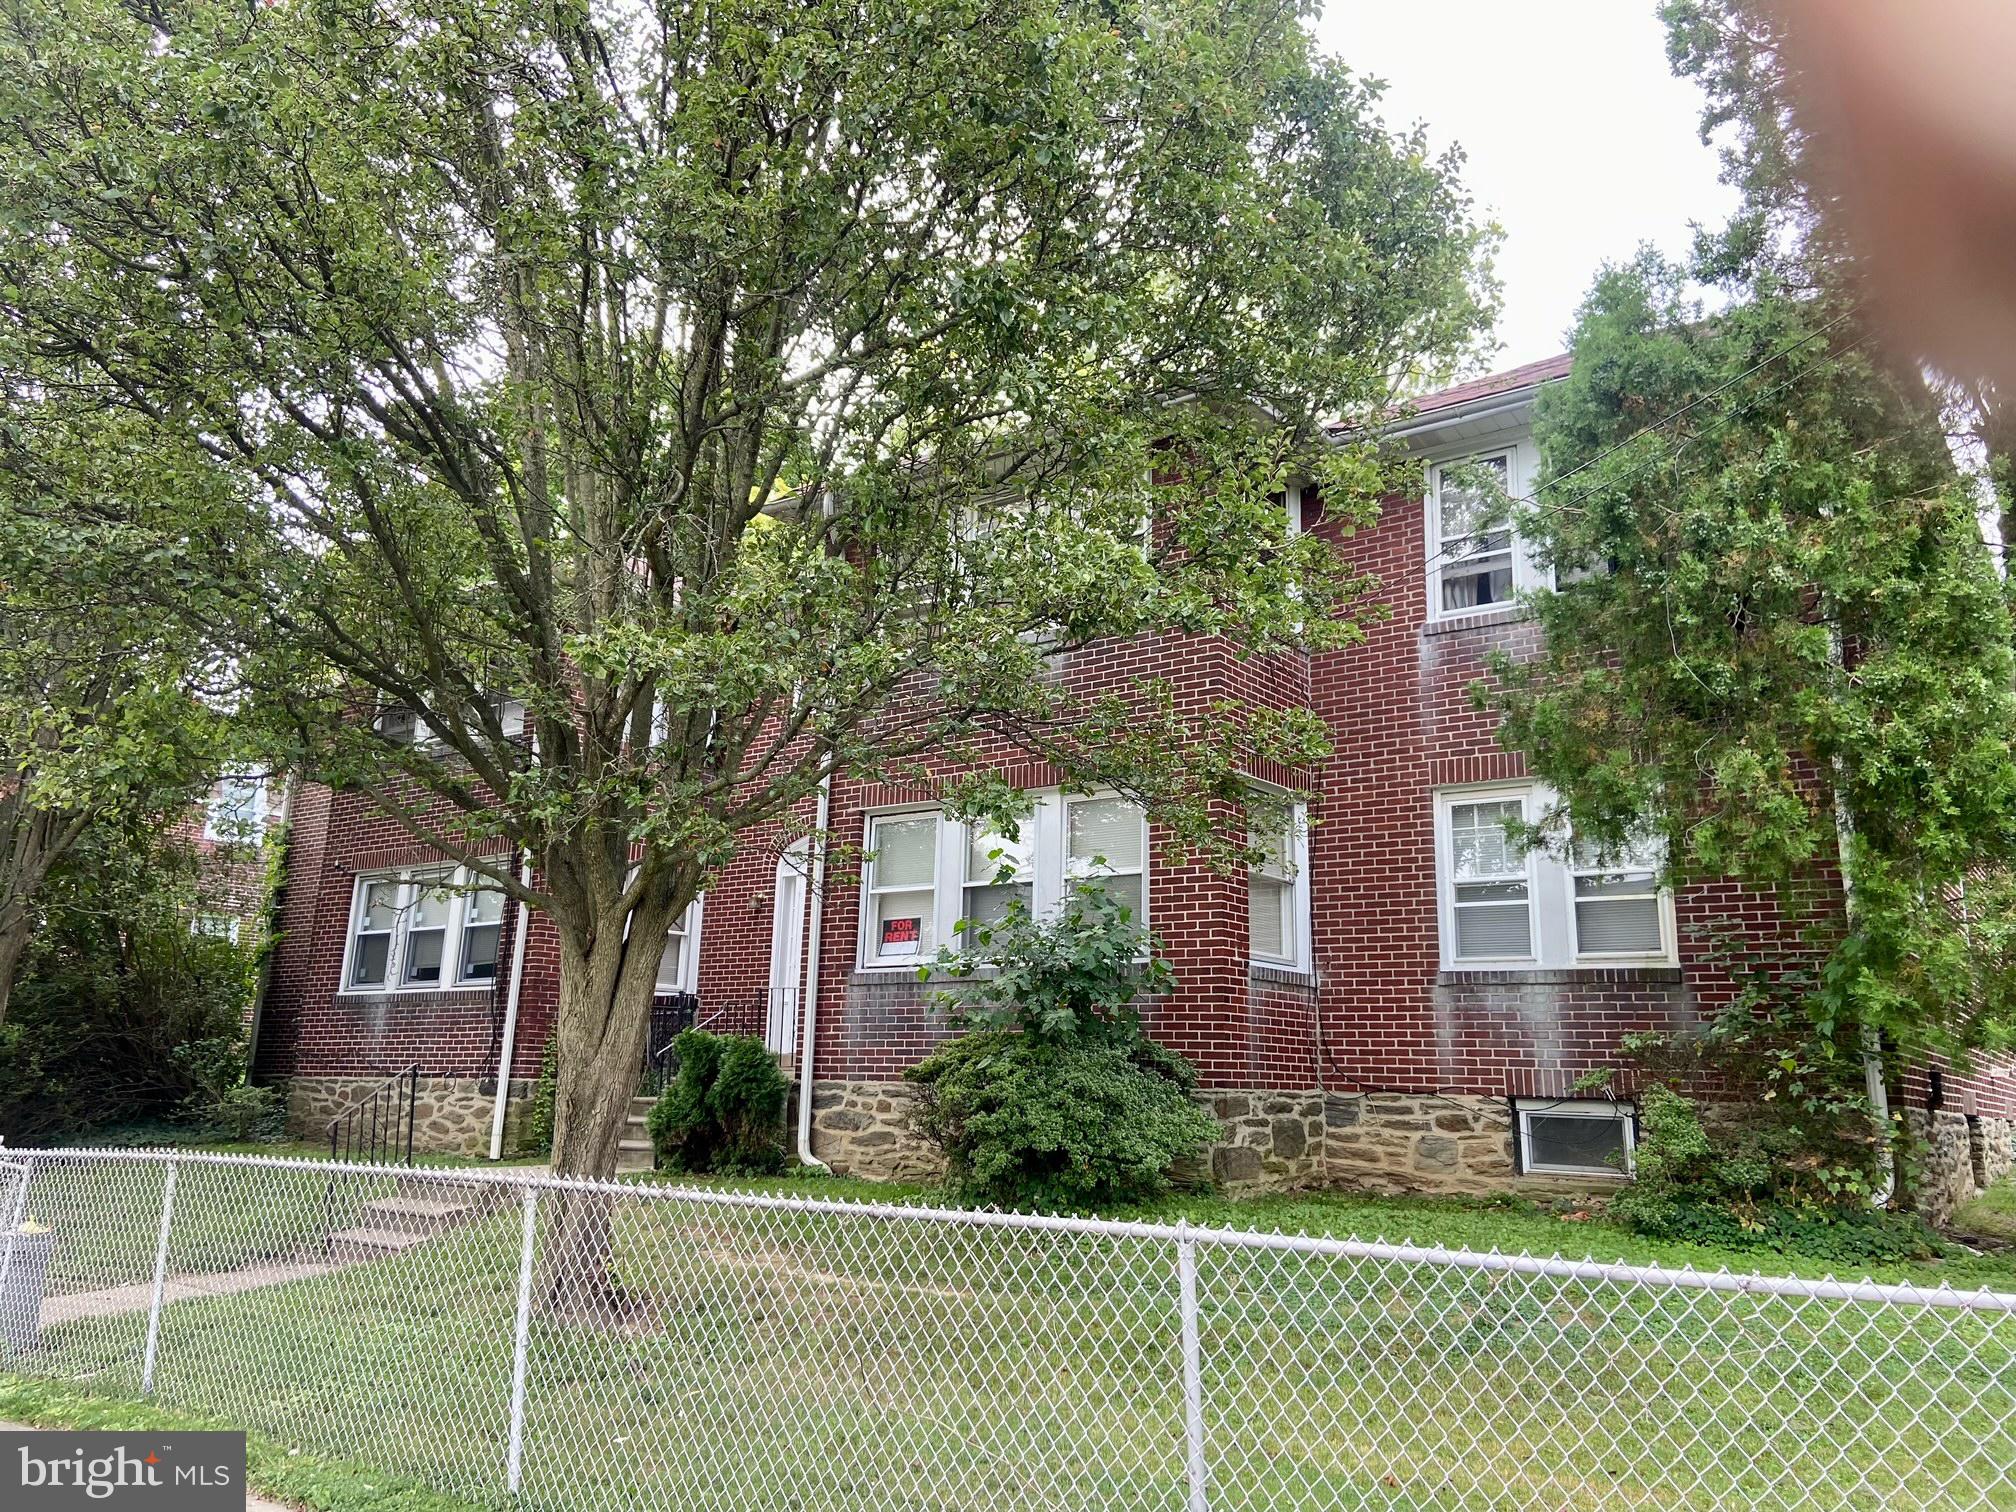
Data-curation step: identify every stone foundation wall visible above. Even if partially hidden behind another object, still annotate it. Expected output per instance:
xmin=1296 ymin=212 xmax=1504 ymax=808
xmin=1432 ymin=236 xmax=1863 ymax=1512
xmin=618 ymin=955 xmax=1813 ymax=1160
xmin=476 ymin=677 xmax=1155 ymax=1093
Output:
xmin=1906 ymin=1108 xmax=2016 ymax=1228
xmin=1201 ymin=1092 xmax=1326 ymax=1190
xmin=282 ymin=1075 xmax=527 ymax=1157
xmin=808 ymin=1081 xmax=1623 ymax=1198
xmin=1322 ymin=1092 xmax=1616 ymax=1199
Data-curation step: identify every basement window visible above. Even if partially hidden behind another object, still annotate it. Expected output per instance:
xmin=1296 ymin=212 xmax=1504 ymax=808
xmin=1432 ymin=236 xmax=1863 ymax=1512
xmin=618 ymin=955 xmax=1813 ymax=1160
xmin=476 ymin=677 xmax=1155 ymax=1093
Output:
xmin=1516 ymin=1098 xmax=1635 ymax=1178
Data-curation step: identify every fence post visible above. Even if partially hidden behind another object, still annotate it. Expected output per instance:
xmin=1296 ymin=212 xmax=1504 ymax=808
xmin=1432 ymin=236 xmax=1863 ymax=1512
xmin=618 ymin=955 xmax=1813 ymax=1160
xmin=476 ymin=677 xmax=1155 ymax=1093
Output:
xmin=0 ymin=1156 xmax=37 ymax=1353
xmin=505 ymin=1186 xmax=539 ymax=1496
xmin=1175 ymin=1221 xmax=1209 ymax=1512
xmin=140 ymin=1161 xmax=178 ymax=1394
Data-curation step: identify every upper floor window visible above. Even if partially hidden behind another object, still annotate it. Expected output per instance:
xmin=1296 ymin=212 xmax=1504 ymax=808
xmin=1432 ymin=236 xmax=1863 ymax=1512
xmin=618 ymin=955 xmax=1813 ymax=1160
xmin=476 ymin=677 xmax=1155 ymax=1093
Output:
xmin=1434 ymin=783 xmax=1674 ymax=969
xmin=343 ymin=866 xmax=508 ymax=992
xmin=1427 ymin=448 xmax=1550 ymax=619
xmin=204 ymin=773 xmax=265 ymax=843
xmin=1249 ymin=802 xmax=1311 ymax=971
xmin=859 ymin=794 xmax=1149 ymax=968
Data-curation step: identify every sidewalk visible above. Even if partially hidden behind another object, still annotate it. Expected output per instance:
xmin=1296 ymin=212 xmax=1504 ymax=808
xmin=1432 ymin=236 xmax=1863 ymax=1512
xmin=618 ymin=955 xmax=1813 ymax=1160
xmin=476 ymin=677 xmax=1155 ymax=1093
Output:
xmin=1 ymin=1421 xmax=293 ymax=1510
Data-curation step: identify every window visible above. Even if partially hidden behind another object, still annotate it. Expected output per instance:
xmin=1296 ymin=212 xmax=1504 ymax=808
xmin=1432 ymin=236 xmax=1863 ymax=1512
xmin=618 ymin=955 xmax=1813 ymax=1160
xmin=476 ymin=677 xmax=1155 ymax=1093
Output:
xmin=858 ymin=793 xmax=1150 ymax=968
xmin=343 ymin=868 xmax=509 ymax=993
xmin=1434 ymin=784 xmax=1673 ymax=969
xmin=1065 ymin=796 xmax=1146 ymax=919
xmin=866 ymin=813 xmax=940 ymax=963
xmin=1446 ymin=795 xmax=1533 ymax=962
xmin=401 ymin=879 xmax=455 ymax=985
xmin=655 ymin=900 xmax=704 ymax=994
xmin=1426 ymin=448 xmax=1551 ymax=619
xmin=460 ymin=887 xmax=506 ymax=982
xmin=1249 ymin=803 xmax=1311 ymax=970
xmin=204 ymin=773 xmax=264 ymax=843
xmin=962 ymin=823 xmax=1032 ymax=934
xmin=1517 ymin=1098 xmax=1635 ymax=1177
xmin=1431 ymin=453 xmax=1512 ymax=613
xmin=1570 ymin=834 xmax=1665 ymax=957
xmin=191 ymin=914 xmax=240 ymax=944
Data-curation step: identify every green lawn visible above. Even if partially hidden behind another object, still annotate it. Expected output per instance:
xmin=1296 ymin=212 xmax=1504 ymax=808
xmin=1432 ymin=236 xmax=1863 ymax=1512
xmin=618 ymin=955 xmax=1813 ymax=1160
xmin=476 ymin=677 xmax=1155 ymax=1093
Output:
xmin=1953 ymin=1177 xmax=2016 ymax=1247
xmin=7 ymin=1162 xmax=2015 ymax=1510
xmin=0 ymin=1374 xmax=485 ymax=1512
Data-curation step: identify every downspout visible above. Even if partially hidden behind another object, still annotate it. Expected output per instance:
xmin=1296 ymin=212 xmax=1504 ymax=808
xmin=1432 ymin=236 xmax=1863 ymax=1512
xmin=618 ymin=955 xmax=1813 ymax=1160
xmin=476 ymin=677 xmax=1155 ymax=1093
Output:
xmin=487 ymin=853 xmax=535 ymax=1162
xmin=795 ymin=769 xmax=834 ymax=1170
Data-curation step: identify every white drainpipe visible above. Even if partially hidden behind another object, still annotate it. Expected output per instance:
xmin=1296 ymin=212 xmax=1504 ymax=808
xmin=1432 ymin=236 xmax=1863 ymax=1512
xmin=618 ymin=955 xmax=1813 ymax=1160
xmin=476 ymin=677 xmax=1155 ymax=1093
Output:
xmin=487 ymin=854 xmax=535 ymax=1162
xmin=795 ymin=769 xmax=834 ymax=1170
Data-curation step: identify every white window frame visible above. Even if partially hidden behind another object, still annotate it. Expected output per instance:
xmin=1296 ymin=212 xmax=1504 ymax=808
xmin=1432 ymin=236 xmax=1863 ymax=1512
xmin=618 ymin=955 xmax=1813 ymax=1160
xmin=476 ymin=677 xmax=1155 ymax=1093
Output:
xmin=1424 ymin=440 xmax=1551 ymax=621
xmin=191 ymin=914 xmax=241 ymax=944
xmin=1516 ymin=1097 xmax=1636 ymax=1178
xmin=856 ymin=792 xmax=1150 ymax=970
xmin=860 ymin=810 xmax=945 ymax=968
xmin=1433 ymin=782 xmax=1676 ymax=971
xmin=1436 ymin=785 xmax=1540 ymax=967
xmin=339 ymin=866 xmax=510 ymax=994
xmin=653 ymin=897 xmax=705 ymax=995
xmin=204 ymin=773 xmax=265 ymax=843
xmin=1248 ymin=799 xmax=1312 ymax=972
xmin=1567 ymin=835 xmax=1672 ymax=962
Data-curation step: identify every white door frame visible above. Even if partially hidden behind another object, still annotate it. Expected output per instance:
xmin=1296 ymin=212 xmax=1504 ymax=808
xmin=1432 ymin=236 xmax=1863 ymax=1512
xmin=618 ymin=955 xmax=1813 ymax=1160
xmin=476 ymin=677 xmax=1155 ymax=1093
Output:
xmin=767 ymin=841 xmax=810 ymax=1054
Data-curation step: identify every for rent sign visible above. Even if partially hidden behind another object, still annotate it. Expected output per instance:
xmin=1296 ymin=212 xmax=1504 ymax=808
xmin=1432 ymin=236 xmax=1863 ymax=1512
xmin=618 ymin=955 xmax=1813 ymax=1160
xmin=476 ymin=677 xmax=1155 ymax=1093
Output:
xmin=2 ymin=1432 xmax=244 ymax=1509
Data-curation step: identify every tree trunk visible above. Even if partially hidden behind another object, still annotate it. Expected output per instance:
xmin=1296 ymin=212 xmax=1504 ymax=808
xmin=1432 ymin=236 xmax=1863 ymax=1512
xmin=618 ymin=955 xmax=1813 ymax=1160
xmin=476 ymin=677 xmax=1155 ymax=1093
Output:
xmin=539 ymin=920 xmax=664 ymax=1316
xmin=0 ymin=907 xmax=29 ymax=1034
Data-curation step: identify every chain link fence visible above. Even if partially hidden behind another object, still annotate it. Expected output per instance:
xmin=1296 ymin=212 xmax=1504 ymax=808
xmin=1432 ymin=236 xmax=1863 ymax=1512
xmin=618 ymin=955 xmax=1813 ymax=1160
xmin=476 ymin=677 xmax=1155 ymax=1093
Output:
xmin=2 ymin=1149 xmax=2014 ymax=1508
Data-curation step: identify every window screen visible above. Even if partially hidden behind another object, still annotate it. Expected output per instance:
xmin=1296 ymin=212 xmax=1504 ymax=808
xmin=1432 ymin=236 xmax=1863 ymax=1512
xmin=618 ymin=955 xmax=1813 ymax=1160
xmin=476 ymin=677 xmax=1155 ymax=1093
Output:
xmin=1435 ymin=455 xmax=1513 ymax=613
xmin=870 ymin=815 xmax=938 ymax=959
xmin=1522 ymin=1106 xmax=1632 ymax=1175
xmin=1449 ymin=798 xmax=1530 ymax=960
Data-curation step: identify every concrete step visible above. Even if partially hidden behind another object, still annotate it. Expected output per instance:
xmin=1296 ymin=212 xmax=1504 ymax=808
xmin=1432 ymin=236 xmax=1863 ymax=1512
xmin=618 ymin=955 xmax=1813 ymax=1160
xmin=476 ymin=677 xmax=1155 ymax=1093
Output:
xmin=361 ymin=1196 xmax=479 ymax=1234
xmin=615 ymin=1136 xmax=654 ymax=1174
xmin=328 ymin=1226 xmax=433 ymax=1262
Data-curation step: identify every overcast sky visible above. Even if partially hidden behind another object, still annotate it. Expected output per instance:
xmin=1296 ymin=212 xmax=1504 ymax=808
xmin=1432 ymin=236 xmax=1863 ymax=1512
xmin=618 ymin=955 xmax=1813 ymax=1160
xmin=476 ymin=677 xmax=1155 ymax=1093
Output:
xmin=1312 ymin=0 xmax=1740 ymax=373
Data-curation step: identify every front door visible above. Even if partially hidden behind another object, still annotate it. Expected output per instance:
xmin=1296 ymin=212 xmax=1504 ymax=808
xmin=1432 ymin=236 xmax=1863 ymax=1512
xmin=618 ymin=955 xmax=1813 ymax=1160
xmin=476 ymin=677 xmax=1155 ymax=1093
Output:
xmin=767 ymin=844 xmax=808 ymax=1054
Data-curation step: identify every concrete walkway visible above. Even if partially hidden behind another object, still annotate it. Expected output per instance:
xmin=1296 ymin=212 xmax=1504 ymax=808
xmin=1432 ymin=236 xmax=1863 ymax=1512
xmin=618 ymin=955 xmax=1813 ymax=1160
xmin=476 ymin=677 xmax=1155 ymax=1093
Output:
xmin=39 ymin=1261 xmax=336 ymax=1329
xmin=1 ymin=1421 xmax=293 ymax=1510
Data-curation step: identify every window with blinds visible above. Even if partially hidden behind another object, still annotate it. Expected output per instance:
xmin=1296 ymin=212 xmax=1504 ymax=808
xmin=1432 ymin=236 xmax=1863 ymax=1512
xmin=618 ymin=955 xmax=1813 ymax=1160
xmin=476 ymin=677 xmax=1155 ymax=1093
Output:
xmin=1436 ymin=784 xmax=1672 ymax=969
xmin=1448 ymin=796 xmax=1533 ymax=961
xmin=1570 ymin=834 xmax=1665 ymax=956
xmin=1248 ymin=805 xmax=1308 ymax=969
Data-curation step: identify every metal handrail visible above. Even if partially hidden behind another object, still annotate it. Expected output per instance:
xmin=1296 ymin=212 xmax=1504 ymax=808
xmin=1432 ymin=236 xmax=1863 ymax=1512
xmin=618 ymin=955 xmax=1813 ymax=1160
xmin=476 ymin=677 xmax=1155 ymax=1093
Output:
xmin=325 ymin=1064 xmax=421 ymax=1166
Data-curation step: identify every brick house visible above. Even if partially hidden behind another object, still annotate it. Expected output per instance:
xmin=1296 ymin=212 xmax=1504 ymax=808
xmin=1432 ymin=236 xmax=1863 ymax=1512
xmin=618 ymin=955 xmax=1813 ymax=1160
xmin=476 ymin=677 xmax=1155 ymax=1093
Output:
xmin=247 ymin=357 xmax=2016 ymax=1213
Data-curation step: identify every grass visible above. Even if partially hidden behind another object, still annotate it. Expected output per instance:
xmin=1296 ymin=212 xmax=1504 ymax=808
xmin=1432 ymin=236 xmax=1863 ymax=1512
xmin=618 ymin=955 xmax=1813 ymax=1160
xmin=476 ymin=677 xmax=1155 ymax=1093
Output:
xmin=9 ymin=1159 xmax=2016 ymax=1509
xmin=636 ymin=1168 xmax=2016 ymax=1290
xmin=0 ymin=1373 xmax=486 ymax=1511
xmin=1954 ymin=1177 xmax=2016 ymax=1246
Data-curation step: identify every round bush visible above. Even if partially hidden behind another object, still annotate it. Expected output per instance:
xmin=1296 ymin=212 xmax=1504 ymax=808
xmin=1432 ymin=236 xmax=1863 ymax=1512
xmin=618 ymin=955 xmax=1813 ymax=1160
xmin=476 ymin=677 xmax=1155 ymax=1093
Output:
xmin=906 ymin=1028 xmax=1219 ymax=1210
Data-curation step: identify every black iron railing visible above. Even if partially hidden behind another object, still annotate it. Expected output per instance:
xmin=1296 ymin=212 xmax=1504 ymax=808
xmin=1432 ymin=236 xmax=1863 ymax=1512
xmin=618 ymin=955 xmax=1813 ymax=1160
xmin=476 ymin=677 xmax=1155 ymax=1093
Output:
xmin=326 ymin=1064 xmax=421 ymax=1166
xmin=638 ymin=994 xmax=699 ymax=1098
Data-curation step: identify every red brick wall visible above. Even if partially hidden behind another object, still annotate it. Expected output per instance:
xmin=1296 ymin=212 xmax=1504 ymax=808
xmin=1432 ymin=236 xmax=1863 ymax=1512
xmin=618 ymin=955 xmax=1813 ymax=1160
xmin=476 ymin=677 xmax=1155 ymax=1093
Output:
xmin=254 ymin=392 xmax=2000 ymax=1120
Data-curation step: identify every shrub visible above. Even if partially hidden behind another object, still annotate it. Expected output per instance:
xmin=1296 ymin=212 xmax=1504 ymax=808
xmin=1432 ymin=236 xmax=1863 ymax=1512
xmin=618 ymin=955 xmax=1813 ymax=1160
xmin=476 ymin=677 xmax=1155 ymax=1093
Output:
xmin=646 ymin=1030 xmax=790 ymax=1176
xmin=520 ymin=1037 xmax=558 ymax=1156
xmin=907 ymin=879 xmax=1217 ymax=1208
xmin=0 ymin=829 xmax=266 ymax=1145
xmin=1592 ymin=946 xmax=1941 ymax=1262
xmin=908 ymin=1028 xmax=1218 ymax=1209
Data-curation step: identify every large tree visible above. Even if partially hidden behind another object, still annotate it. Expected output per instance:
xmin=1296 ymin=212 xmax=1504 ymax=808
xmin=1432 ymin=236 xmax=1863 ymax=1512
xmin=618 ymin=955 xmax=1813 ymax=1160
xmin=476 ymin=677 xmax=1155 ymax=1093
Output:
xmin=0 ymin=381 xmax=235 ymax=1030
xmin=1492 ymin=254 xmax=2016 ymax=1070
xmin=0 ymin=0 xmax=1493 ymax=1222
xmin=1661 ymin=0 xmax=2016 ymax=539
